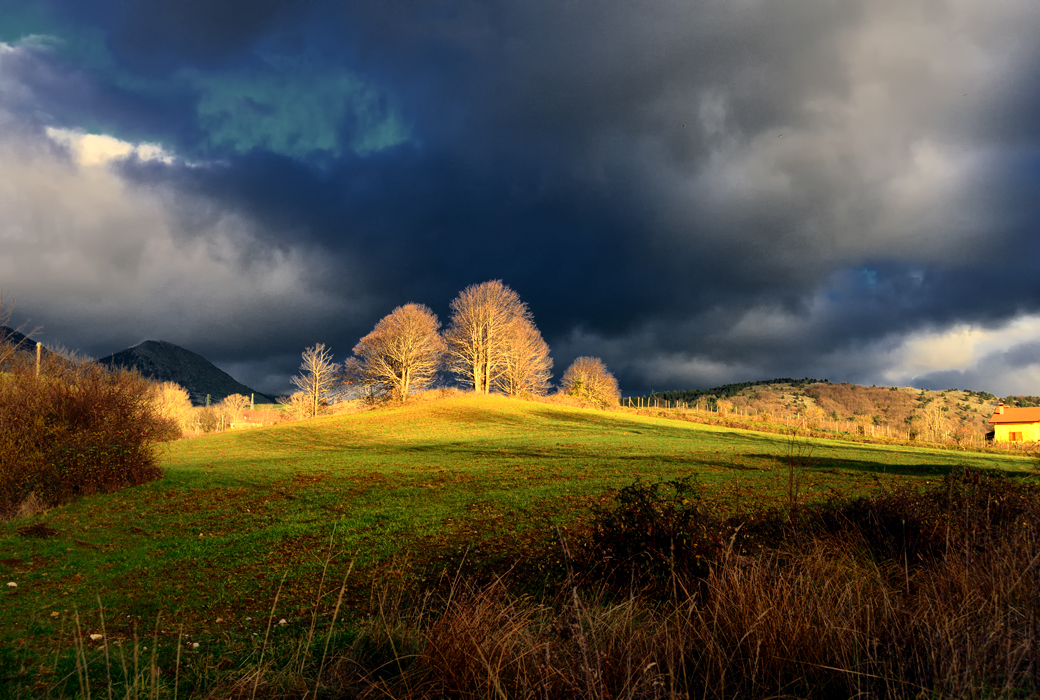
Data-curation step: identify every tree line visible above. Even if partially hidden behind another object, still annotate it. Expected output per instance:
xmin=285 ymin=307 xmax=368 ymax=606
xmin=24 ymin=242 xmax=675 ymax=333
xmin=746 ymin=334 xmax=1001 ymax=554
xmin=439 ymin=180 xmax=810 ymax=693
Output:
xmin=285 ymin=280 xmax=620 ymax=415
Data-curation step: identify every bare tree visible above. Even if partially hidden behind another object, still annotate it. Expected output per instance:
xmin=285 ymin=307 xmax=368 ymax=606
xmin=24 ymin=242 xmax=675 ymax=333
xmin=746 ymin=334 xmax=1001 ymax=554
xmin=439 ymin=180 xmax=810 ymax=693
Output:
xmin=278 ymin=392 xmax=312 ymax=421
xmin=495 ymin=317 xmax=552 ymax=396
xmin=444 ymin=280 xmax=535 ymax=394
xmin=221 ymin=393 xmax=251 ymax=424
xmin=559 ymin=356 xmax=621 ymax=409
xmin=922 ymin=399 xmax=951 ymax=442
xmin=291 ymin=343 xmax=340 ymax=418
xmin=347 ymin=303 xmax=445 ymax=400
xmin=151 ymin=381 xmax=193 ymax=434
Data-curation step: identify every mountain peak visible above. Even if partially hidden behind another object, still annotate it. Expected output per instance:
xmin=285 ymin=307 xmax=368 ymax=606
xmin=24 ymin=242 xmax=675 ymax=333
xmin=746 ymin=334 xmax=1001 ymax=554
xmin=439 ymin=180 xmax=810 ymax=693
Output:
xmin=98 ymin=341 xmax=273 ymax=406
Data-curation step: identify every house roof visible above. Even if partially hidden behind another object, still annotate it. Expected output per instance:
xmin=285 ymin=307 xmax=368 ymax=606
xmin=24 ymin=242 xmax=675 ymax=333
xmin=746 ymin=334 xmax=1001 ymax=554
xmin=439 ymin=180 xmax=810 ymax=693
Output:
xmin=989 ymin=406 xmax=1040 ymax=424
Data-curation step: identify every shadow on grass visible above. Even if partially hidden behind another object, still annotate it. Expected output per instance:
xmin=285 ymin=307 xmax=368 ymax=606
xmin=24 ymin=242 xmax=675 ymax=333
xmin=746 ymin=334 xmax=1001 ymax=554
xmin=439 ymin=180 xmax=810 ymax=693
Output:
xmin=772 ymin=454 xmax=975 ymax=479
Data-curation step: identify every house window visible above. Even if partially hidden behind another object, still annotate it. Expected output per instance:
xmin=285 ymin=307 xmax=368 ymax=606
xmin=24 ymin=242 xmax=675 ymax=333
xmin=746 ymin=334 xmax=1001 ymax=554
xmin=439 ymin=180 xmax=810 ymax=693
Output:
xmin=1010 ymin=431 xmax=1023 ymax=442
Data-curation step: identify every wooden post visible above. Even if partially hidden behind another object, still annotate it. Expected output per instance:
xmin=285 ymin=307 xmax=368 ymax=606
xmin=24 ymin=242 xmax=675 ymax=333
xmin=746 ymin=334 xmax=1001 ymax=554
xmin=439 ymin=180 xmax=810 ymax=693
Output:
xmin=35 ymin=342 xmax=41 ymax=378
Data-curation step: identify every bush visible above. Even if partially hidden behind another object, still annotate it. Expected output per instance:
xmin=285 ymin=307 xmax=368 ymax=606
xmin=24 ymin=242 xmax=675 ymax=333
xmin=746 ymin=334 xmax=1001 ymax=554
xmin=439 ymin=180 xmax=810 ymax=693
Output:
xmin=581 ymin=469 xmax=1040 ymax=593
xmin=586 ymin=476 xmax=733 ymax=586
xmin=558 ymin=356 xmax=620 ymax=409
xmin=0 ymin=345 xmax=175 ymax=517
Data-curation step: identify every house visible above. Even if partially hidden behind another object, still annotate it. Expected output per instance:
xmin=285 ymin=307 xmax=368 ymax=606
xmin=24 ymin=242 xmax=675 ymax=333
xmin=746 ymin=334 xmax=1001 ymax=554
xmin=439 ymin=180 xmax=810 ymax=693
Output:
xmin=988 ymin=405 xmax=1040 ymax=442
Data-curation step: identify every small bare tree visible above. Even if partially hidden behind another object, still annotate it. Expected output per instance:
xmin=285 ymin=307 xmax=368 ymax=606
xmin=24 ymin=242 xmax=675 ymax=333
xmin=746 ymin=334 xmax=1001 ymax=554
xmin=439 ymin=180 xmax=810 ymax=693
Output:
xmin=151 ymin=381 xmax=193 ymax=435
xmin=495 ymin=317 xmax=552 ymax=396
xmin=922 ymin=399 xmax=951 ymax=443
xmin=221 ymin=393 xmax=251 ymax=424
xmin=445 ymin=280 xmax=533 ymax=394
xmin=559 ymin=356 xmax=621 ymax=409
xmin=278 ymin=392 xmax=312 ymax=421
xmin=347 ymin=303 xmax=445 ymax=400
xmin=291 ymin=344 xmax=340 ymax=418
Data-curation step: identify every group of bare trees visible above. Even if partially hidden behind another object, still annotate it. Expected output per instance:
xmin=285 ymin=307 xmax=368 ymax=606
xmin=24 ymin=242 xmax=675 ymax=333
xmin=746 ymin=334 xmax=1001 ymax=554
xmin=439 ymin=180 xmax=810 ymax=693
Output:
xmin=284 ymin=280 xmax=618 ymax=415
xmin=443 ymin=280 xmax=552 ymax=396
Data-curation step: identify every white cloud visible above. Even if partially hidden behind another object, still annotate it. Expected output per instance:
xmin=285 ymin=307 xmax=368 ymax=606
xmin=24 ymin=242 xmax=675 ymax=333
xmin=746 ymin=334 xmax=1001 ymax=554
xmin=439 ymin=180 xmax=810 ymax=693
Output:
xmin=45 ymin=127 xmax=174 ymax=167
xmin=0 ymin=118 xmax=361 ymax=358
xmin=879 ymin=316 xmax=1040 ymax=394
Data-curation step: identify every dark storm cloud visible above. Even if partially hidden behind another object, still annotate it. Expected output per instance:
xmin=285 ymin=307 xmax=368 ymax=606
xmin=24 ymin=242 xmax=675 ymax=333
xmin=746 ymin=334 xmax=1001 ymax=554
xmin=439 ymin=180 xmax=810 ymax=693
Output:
xmin=4 ymin=0 xmax=1040 ymax=395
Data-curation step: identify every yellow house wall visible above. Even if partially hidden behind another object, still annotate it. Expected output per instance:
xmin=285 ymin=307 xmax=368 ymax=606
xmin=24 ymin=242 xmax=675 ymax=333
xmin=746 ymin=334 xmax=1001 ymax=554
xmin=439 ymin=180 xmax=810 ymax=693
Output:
xmin=994 ymin=422 xmax=1040 ymax=442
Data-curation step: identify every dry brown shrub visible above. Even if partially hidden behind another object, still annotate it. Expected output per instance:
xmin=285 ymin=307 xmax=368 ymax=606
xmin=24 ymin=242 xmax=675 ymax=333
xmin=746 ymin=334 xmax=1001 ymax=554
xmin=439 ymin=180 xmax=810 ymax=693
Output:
xmin=0 ymin=350 xmax=172 ymax=516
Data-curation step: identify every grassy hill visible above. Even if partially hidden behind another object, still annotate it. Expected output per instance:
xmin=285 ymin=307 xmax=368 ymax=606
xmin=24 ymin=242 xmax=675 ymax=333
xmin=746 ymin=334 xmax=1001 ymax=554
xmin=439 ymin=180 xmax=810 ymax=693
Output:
xmin=0 ymin=394 xmax=1033 ymax=696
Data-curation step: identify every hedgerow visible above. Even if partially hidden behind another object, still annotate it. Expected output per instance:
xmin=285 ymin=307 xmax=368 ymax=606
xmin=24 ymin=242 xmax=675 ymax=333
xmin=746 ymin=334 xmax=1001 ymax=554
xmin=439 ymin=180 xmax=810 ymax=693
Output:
xmin=0 ymin=343 xmax=175 ymax=517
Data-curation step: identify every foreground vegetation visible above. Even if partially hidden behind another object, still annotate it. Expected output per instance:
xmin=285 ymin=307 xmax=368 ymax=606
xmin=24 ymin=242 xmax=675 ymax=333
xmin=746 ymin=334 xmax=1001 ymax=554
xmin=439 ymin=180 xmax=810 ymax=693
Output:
xmin=1 ymin=393 xmax=1035 ymax=698
xmin=0 ymin=345 xmax=176 ymax=518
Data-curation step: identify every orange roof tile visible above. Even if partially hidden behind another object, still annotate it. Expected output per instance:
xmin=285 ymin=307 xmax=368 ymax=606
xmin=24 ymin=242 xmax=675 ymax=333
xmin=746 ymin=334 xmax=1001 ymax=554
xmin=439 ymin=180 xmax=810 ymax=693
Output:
xmin=989 ymin=407 xmax=1040 ymax=424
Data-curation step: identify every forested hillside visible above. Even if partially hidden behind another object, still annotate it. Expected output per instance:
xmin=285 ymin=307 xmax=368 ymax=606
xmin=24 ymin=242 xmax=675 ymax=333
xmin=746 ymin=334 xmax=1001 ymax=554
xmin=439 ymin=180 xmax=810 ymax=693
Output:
xmin=636 ymin=380 xmax=1003 ymax=445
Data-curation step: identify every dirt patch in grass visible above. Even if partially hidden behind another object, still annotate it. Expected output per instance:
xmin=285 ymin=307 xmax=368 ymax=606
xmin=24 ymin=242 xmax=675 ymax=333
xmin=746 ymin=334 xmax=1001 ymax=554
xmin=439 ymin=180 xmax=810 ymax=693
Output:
xmin=16 ymin=523 xmax=59 ymax=538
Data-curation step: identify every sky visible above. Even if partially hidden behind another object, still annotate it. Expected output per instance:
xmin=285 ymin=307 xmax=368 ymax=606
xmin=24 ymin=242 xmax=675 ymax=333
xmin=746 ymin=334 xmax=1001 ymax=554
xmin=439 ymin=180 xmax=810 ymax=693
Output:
xmin=1 ymin=0 xmax=1040 ymax=398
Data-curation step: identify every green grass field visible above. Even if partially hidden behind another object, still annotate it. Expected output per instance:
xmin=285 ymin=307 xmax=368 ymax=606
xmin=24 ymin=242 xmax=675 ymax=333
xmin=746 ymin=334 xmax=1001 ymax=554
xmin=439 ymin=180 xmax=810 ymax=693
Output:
xmin=0 ymin=393 xmax=1032 ymax=694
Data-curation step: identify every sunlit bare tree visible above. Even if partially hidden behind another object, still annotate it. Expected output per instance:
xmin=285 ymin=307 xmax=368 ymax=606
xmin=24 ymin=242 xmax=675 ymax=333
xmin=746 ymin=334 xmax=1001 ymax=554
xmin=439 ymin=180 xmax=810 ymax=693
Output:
xmin=347 ymin=303 xmax=445 ymax=400
xmin=291 ymin=343 xmax=339 ymax=418
xmin=495 ymin=317 xmax=552 ymax=396
xmin=445 ymin=280 xmax=537 ymax=394
xmin=922 ymin=399 xmax=951 ymax=442
xmin=151 ymin=381 xmax=193 ymax=434
xmin=221 ymin=393 xmax=251 ymax=424
xmin=559 ymin=356 xmax=621 ymax=409
xmin=278 ymin=392 xmax=312 ymax=421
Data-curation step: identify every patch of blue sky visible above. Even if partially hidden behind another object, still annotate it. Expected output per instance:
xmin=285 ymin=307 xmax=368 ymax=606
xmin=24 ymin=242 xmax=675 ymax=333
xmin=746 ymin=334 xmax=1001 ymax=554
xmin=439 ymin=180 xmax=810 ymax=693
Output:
xmin=2 ymin=8 xmax=410 ymax=163
xmin=0 ymin=2 xmax=52 ymax=44
xmin=183 ymin=53 xmax=411 ymax=161
xmin=823 ymin=267 xmax=880 ymax=304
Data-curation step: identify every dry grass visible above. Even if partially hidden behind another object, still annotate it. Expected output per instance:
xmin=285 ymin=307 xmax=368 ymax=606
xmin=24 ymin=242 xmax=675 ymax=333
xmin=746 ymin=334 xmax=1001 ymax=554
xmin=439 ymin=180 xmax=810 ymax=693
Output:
xmin=175 ymin=471 xmax=1040 ymax=699
xmin=28 ymin=508 xmax=1040 ymax=698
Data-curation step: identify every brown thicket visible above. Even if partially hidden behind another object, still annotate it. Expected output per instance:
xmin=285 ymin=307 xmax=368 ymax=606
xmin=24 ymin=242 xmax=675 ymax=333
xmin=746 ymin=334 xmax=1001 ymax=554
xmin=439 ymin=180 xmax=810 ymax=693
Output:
xmin=805 ymin=382 xmax=918 ymax=426
xmin=347 ymin=303 xmax=445 ymax=400
xmin=0 ymin=343 xmax=174 ymax=517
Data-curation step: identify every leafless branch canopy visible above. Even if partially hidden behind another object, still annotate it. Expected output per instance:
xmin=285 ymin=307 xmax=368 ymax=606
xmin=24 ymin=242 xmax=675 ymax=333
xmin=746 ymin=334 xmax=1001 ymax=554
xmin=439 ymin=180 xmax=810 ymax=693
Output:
xmin=348 ymin=303 xmax=445 ymax=399
xmin=221 ymin=393 xmax=251 ymax=422
xmin=445 ymin=280 xmax=549 ymax=395
xmin=560 ymin=356 xmax=621 ymax=408
xmin=291 ymin=343 xmax=340 ymax=418
xmin=495 ymin=317 xmax=552 ymax=396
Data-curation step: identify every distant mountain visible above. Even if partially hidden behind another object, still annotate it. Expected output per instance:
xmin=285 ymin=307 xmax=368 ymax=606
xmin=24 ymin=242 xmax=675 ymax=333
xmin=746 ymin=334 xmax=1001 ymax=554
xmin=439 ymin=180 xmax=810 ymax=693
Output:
xmin=98 ymin=340 xmax=274 ymax=406
xmin=0 ymin=325 xmax=37 ymax=349
xmin=0 ymin=326 xmax=51 ymax=367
